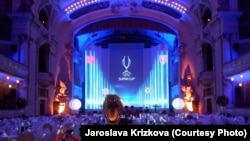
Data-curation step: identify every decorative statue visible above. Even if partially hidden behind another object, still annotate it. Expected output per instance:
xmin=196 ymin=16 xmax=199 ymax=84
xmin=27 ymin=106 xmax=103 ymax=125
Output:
xmin=53 ymin=80 xmax=69 ymax=114
xmin=183 ymin=86 xmax=194 ymax=112
xmin=55 ymin=80 xmax=68 ymax=102
xmin=59 ymin=80 xmax=67 ymax=94
xmin=103 ymin=94 xmax=123 ymax=125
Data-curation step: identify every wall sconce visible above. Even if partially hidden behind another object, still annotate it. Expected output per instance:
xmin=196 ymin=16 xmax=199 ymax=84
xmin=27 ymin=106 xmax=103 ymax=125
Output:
xmin=187 ymin=73 xmax=192 ymax=81
xmin=186 ymin=73 xmax=192 ymax=86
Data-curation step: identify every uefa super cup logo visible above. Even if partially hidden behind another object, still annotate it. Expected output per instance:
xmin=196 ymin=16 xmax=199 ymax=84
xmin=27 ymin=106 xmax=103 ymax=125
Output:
xmin=122 ymin=56 xmax=131 ymax=77
xmin=119 ymin=56 xmax=135 ymax=81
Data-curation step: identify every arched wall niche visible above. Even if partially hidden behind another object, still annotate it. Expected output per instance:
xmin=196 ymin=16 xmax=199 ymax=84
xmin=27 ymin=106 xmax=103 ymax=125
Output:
xmin=38 ymin=43 xmax=51 ymax=73
xmin=32 ymin=0 xmax=51 ymax=19
xmin=197 ymin=3 xmax=212 ymax=29
xmin=199 ymin=0 xmax=218 ymax=17
xmin=201 ymin=42 xmax=213 ymax=71
xmin=39 ymin=8 xmax=49 ymax=28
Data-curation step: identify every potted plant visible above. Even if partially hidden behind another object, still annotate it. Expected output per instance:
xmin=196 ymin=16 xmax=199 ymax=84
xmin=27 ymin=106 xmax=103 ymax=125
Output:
xmin=16 ymin=98 xmax=27 ymax=116
xmin=216 ymin=95 xmax=229 ymax=113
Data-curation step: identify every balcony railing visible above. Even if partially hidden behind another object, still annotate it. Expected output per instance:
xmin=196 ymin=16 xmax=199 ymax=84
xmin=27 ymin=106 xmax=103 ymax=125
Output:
xmin=37 ymin=72 xmax=54 ymax=87
xmin=0 ymin=55 xmax=28 ymax=78
xmin=223 ymin=52 xmax=250 ymax=76
xmin=198 ymin=71 xmax=214 ymax=86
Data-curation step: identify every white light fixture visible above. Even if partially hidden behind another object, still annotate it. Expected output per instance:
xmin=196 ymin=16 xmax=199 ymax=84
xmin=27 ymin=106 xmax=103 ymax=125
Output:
xmin=172 ymin=98 xmax=184 ymax=110
xmin=64 ymin=0 xmax=188 ymax=14
xmin=69 ymin=98 xmax=82 ymax=111
xmin=239 ymin=83 xmax=243 ymax=87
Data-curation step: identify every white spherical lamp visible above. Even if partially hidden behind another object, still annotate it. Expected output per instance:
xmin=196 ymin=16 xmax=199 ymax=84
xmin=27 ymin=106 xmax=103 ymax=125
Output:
xmin=69 ymin=98 xmax=82 ymax=111
xmin=172 ymin=98 xmax=184 ymax=110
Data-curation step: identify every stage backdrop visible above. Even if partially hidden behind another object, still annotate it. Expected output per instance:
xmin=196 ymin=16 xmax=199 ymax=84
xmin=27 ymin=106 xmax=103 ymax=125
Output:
xmin=108 ymin=44 xmax=143 ymax=105
xmin=84 ymin=43 xmax=169 ymax=109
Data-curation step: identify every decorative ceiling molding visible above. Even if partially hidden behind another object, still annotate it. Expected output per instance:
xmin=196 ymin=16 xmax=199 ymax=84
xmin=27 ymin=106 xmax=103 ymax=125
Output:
xmin=62 ymin=0 xmax=188 ymax=19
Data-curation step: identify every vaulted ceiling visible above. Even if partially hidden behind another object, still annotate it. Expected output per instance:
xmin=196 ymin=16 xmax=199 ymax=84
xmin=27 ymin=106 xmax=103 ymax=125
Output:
xmin=75 ymin=17 xmax=177 ymax=47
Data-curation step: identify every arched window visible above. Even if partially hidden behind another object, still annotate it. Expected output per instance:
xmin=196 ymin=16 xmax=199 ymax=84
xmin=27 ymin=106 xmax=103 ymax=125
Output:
xmin=200 ymin=4 xmax=212 ymax=28
xmin=39 ymin=9 xmax=49 ymax=28
xmin=38 ymin=44 xmax=50 ymax=72
xmin=202 ymin=43 xmax=213 ymax=71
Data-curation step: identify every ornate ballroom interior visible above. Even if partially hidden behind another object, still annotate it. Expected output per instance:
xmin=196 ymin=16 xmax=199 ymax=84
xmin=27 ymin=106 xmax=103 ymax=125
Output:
xmin=0 ymin=0 xmax=250 ymax=140
xmin=0 ymin=0 xmax=250 ymax=141
xmin=1 ymin=0 xmax=250 ymax=118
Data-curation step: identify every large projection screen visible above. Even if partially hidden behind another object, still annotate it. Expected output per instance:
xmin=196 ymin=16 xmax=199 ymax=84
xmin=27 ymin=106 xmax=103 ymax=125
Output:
xmin=85 ymin=43 xmax=169 ymax=109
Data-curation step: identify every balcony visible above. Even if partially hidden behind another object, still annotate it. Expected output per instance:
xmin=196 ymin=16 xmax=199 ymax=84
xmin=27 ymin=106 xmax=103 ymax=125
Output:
xmin=37 ymin=72 xmax=54 ymax=87
xmin=0 ymin=55 xmax=28 ymax=78
xmin=223 ymin=52 xmax=250 ymax=77
xmin=198 ymin=71 xmax=214 ymax=86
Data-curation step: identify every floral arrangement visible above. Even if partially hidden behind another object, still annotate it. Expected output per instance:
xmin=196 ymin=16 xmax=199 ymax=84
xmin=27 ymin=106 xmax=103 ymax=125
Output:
xmin=216 ymin=95 xmax=229 ymax=107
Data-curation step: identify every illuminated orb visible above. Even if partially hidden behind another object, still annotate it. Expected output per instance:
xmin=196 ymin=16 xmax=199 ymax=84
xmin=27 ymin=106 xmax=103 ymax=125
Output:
xmin=144 ymin=87 xmax=151 ymax=94
xmin=172 ymin=98 xmax=184 ymax=110
xmin=69 ymin=99 xmax=82 ymax=111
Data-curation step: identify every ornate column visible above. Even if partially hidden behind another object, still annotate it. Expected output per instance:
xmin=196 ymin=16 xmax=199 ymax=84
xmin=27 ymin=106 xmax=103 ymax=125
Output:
xmin=8 ymin=13 xmax=31 ymax=65
xmin=169 ymin=44 xmax=181 ymax=99
xmin=221 ymin=33 xmax=232 ymax=63
xmin=72 ymin=48 xmax=83 ymax=99
xmin=219 ymin=11 xmax=242 ymax=111
xmin=219 ymin=11 xmax=242 ymax=62
xmin=8 ymin=13 xmax=39 ymax=116
xmin=65 ymin=44 xmax=73 ymax=83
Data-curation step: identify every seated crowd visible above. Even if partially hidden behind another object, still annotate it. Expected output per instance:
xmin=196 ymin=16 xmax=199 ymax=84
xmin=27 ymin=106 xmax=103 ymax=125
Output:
xmin=0 ymin=107 xmax=250 ymax=141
